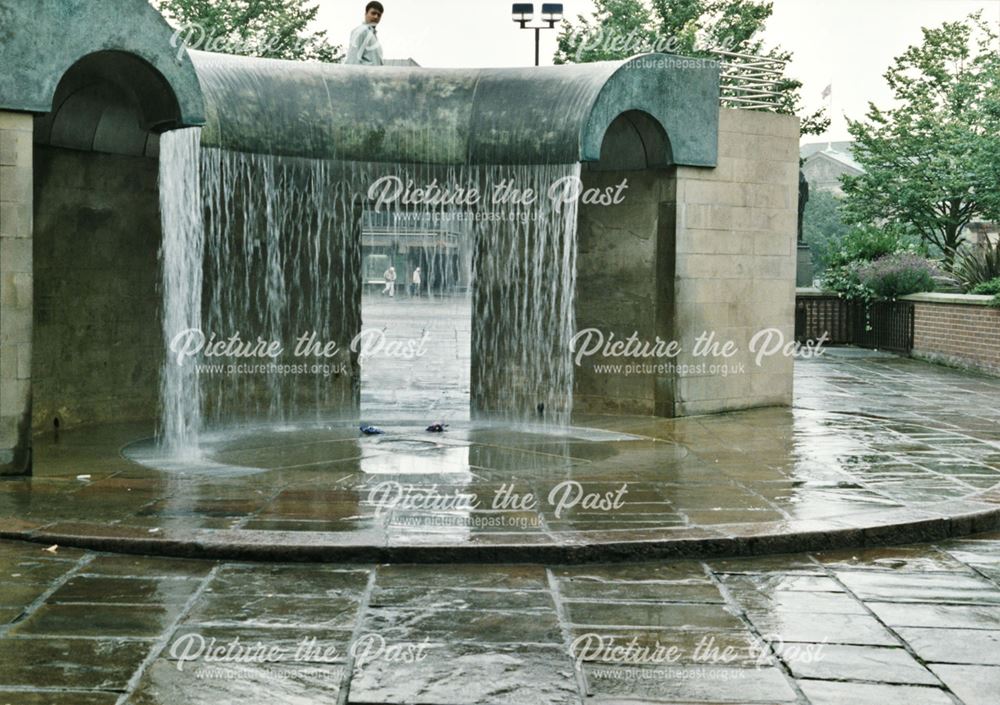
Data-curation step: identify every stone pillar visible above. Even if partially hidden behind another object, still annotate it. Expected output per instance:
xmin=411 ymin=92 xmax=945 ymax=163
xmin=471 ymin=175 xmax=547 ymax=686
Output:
xmin=0 ymin=111 xmax=33 ymax=476
xmin=670 ymin=109 xmax=800 ymax=416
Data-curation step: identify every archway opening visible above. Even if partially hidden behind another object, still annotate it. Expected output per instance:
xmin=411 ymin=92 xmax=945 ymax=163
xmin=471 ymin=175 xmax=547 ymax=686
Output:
xmin=32 ymin=51 xmax=184 ymax=432
xmin=574 ymin=110 xmax=679 ymax=417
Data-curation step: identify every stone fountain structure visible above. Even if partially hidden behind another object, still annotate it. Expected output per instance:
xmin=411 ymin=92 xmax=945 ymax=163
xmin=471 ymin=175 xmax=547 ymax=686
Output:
xmin=0 ymin=0 xmax=799 ymax=476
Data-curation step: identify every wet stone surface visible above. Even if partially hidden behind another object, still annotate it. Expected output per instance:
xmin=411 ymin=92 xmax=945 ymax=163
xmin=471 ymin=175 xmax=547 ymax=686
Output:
xmin=5 ymin=351 xmax=1000 ymax=557
xmin=4 ymin=346 xmax=1000 ymax=704
xmin=0 ymin=532 xmax=998 ymax=703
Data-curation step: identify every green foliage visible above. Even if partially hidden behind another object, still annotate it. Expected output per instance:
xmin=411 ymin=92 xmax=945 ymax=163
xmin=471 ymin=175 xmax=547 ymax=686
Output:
xmin=825 ymin=225 xmax=920 ymax=270
xmin=553 ymin=0 xmax=828 ymax=134
xmin=971 ymin=278 xmax=1000 ymax=308
xmin=821 ymin=226 xmax=924 ymax=301
xmin=970 ymin=276 xmax=1000 ymax=295
xmin=822 ymin=252 xmax=938 ymax=302
xmin=152 ymin=0 xmax=341 ymax=62
xmin=955 ymin=240 xmax=1000 ymax=290
xmin=802 ymin=191 xmax=850 ymax=273
xmin=819 ymin=263 xmax=873 ymax=303
xmin=854 ymin=253 xmax=939 ymax=299
xmin=841 ymin=13 xmax=1000 ymax=270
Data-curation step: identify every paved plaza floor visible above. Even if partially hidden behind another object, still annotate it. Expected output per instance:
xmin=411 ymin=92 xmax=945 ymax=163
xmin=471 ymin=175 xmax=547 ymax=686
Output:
xmin=1 ymin=534 xmax=1000 ymax=703
xmin=360 ymin=294 xmax=472 ymax=423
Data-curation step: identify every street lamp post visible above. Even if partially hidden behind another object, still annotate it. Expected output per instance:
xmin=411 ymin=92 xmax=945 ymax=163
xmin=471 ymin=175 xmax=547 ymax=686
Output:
xmin=512 ymin=3 xmax=563 ymax=67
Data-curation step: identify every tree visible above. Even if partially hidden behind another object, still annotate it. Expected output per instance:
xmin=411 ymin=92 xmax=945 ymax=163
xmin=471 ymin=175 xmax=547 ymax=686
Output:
xmin=152 ymin=0 xmax=341 ymax=63
xmin=554 ymin=0 xmax=828 ymax=135
xmin=842 ymin=13 xmax=1000 ymax=270
xmin=802 ymin=190 xmax=850 ymax=274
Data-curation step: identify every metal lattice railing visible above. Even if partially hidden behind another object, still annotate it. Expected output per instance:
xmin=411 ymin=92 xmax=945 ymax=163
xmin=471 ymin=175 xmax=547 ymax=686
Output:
xmin=714 ymin=49 xmax=788 ymax=111
xmin=795 ymin=295 xmax=915 ymax=354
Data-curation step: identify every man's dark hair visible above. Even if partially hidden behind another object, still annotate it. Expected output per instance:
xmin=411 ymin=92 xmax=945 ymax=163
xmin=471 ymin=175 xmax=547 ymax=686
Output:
xmin=366 ymin=1 xmax=384 ymax=12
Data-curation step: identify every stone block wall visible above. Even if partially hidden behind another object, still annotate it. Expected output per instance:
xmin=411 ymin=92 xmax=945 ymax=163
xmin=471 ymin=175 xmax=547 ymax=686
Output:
xmin=0 ymin=111 xmax=33 ymax=474
xmin=574 ymin=108 xmax=799 ymax=418
xmin=574 ymin=169 xmax=676 ymax=416
xmin=671 ymin=109 xmax=799 ymax=416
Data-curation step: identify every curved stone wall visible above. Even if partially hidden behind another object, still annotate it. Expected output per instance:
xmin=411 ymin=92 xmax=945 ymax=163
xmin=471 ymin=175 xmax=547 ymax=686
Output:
xmin=190 ymin=51 xmax=719 ymax=166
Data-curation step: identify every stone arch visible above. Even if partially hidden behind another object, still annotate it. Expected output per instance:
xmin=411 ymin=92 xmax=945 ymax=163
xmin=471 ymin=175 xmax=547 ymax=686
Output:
xmin=30 ymin=49 xmax=191 ymax=432
xmin=0 ymin=0 xmax=204 ymax=126
xmin=574 ymin=110 xmax=681 ymax=416
xmin=589 ymin=109 xmax=673 ymax=172
xmin=35 ymin=50 xmax=190 ymax=156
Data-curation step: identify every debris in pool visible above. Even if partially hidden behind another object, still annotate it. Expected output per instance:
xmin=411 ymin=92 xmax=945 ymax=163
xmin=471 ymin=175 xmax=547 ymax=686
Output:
xmin=426 ymin=422 xmax=448 ymax=433
xmin=360 ymin=425 xmax=385 ymax=435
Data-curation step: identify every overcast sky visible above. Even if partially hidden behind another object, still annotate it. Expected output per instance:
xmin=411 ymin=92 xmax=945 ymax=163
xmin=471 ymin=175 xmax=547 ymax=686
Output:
xmin=314 ymin=0 xmax=1000 ymax=143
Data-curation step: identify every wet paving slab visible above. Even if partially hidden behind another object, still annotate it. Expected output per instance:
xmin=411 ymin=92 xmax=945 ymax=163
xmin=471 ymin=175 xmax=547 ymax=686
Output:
xmin=5 ymin=353 xmax=1000 ymax=561
xmin=1 ymin=529 xmax=1000 ymax=703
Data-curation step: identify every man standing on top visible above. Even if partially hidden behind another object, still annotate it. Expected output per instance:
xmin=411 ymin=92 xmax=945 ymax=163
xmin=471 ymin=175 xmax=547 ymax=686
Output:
xmin=345 ymin=2 xmax=384 ymax=66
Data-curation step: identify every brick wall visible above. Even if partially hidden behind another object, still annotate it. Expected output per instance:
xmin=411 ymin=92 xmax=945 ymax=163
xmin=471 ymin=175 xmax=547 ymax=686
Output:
xmin=909 ymin=297 xmax=1000 ymax=376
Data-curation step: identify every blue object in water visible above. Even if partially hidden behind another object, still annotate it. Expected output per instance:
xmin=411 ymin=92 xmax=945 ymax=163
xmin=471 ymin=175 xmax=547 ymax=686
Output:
xmin=360 ymin=424 xmax=385 ymax=435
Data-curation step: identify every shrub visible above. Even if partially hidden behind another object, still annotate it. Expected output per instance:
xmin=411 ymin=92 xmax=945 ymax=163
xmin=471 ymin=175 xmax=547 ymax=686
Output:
xmin=854 ymin=253 xmax=939 ymax=299
xmin=824 ymin=252 xmax=938 ymax=301
xmin=821 ymin=262 xmax=873 ymax=302
xmin=955 ymin=240 xmax=1000 ymax=290
xmin=970 ymin=276 xmax=1000 ymax=295
xmin=826 ymin=226 xmax=920 ymax=270
xmin=821 ymin=226 xmax=926 ymax=301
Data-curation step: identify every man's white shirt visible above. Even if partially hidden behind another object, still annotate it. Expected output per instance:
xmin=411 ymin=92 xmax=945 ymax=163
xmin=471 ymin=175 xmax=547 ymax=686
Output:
xmin=346 ymin=23 xmax=383 ymax=65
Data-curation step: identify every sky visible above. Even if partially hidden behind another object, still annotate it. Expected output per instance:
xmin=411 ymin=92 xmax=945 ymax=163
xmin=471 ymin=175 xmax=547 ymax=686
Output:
xmin=314 ymin=0 xmax=1000 ymax=143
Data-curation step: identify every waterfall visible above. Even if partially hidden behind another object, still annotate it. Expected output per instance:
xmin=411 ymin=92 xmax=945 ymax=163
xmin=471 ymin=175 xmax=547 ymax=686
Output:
xmin=200 ymin=151 xmax=360 ymax=428
xmin=158 ymin=141 xmax=581 ymax=450
xmin=472 ymin=164 xmax=580 ymax=426
xmin=158 ymin=128 xmax=205 ymax=456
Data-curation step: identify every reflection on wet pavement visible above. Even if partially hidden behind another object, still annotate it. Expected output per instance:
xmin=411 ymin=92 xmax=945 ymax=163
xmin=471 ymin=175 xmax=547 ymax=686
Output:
xmin=4 ymin=350 xmax=1000 ymax=553
xmin=4 ymin=351 xmax=1000 ymax=701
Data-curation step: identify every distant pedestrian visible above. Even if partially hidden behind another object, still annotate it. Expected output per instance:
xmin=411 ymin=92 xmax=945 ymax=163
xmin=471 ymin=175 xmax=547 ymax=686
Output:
xmin=411 ymin=267 xmax=421 ymax=297
xmin=382 ymin=265 xmax=397 ymax=297
xmin=345 ymin=2 xmax=385 ymax=66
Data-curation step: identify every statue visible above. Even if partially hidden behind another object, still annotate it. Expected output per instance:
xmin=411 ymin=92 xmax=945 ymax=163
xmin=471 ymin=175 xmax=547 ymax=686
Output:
xmin=798 ymin=170 xmax=809 ymax=243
